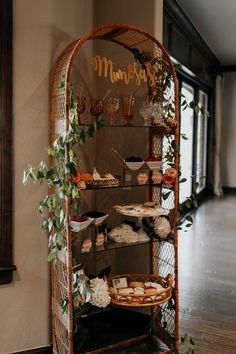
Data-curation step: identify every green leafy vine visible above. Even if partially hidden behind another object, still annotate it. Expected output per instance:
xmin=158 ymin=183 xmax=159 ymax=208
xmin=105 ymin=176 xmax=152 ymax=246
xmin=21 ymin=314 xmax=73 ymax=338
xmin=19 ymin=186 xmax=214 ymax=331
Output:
xmin=23 ymin=87 xmax=102 ymax=261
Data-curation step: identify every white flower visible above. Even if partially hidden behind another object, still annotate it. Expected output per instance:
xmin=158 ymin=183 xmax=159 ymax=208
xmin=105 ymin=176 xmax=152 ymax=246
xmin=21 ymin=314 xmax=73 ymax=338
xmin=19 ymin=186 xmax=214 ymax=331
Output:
xmin=154 ymin=216 xmax=171 ymax=239
xmin=89 ymin=277 xmax=111 ymax=308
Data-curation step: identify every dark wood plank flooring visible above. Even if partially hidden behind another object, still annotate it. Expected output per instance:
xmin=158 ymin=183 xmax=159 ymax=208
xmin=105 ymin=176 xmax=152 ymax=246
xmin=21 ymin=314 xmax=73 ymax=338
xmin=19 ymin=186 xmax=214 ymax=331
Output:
xmin=179 ymin=195 xmax=236 ymax=354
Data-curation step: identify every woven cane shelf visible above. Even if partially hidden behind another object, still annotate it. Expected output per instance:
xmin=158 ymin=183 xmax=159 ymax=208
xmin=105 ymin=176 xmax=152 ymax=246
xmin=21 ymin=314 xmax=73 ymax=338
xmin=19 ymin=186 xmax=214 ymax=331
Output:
xmin=50 ymin=23 xmax=179 ymax=354
xmin=108 ymin=273 xmax=172 ymax=307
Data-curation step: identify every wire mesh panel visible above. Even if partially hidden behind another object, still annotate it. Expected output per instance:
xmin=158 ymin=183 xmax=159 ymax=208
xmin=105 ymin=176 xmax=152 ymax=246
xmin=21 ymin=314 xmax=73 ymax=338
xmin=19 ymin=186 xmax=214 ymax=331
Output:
xmin=49 ymin=24 xmax=179 ymax=354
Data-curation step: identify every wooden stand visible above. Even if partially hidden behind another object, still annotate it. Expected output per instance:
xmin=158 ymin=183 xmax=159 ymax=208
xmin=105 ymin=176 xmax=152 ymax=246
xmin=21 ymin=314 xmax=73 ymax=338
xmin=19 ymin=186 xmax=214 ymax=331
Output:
xmin=49 ymin=24 xmax=179 ymax=354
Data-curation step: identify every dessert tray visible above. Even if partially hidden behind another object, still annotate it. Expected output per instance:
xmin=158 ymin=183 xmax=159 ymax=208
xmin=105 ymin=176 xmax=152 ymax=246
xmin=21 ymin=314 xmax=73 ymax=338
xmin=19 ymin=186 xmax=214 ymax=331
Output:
xmin=108 ymin=273 xmax=172 ymax=307
xmin=113 ymin=203 xmax=169 ymax=217
xmin=86 ymin=177 xmax=120 ymax=188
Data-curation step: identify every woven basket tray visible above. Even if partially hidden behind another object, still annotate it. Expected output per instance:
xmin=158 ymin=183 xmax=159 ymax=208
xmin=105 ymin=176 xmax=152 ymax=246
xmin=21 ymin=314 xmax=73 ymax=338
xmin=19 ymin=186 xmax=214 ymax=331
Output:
xmin=107 ymin=273 xmax=172 ymax=307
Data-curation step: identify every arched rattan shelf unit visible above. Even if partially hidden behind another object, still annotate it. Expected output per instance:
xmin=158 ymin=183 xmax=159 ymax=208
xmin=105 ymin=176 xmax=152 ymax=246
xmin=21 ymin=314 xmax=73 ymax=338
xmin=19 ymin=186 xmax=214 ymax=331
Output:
xmin=50 ymin=24 xmax=179 ymax=354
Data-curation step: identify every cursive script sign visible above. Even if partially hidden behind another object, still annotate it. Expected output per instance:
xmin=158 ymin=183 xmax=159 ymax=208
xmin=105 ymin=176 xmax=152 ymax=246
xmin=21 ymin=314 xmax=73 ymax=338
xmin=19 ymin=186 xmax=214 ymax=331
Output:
xmin=92 ymin=55 xmax=155 ymax=87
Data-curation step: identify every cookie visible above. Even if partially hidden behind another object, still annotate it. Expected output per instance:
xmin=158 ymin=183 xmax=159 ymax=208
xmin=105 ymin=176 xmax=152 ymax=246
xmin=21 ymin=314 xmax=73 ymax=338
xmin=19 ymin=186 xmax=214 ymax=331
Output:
xmin=129 ymin=281 xmax=144 ymax=288
xmin=134 ymin=287 xmax=145 ymax=294
xmin=144 ymin=282 xmax=164 ymax=291
xmin=118 ymin=287 xmax=134 ymax=295
xmin=145 ymin=288 xmax=158 ymax=295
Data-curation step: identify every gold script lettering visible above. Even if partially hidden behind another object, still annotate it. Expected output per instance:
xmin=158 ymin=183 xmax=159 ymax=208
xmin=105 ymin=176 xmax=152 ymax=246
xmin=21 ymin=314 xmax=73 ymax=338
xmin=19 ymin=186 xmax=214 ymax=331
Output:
xmin=92 ymin=55 xmax=155 ymax=87
xmin=146 ymin=63 xmax=155 ymax=87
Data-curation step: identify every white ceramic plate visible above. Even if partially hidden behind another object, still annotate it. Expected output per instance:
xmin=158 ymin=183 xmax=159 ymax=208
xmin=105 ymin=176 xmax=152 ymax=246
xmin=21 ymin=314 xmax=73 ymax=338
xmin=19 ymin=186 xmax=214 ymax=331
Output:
xmin=92 ymin=214 xmax=109 ymax=226
xmin=113 ymin=204 xmax=168 ymax=217
xmin=146 ymin=161 xmax=162 ymax=170
xmin=70 ymin=218 xmax=94 ymax=232
xmin=125 ymin=161 xmax=144 ymax=170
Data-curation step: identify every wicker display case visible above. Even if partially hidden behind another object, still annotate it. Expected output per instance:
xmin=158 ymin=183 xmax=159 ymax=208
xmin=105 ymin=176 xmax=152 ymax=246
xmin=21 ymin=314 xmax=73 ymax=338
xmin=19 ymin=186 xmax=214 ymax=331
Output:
xmin=49 ymin=24 xmax=179 ymax=354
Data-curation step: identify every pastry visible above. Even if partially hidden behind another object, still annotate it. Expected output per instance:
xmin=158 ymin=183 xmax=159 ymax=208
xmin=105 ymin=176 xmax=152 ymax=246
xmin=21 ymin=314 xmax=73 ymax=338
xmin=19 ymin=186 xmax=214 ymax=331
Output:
xmin=103 ymin=173 xmax=115 ymax=179
xmin=137 ymin=172 xmax=148 ymax=185
xmin=86 ymin=176 xmax=120 ymax=187
xmin=143 ymin=201 xmax=156 ymax=208
xmin=144 ymin=281 xmax=156 ymax=288
xmin=81 ymin=238 xmax=92 ymax=253
xmin=93 ymin=167 xmax=101 ymax=180
xmin=152 ymin=170 xmax=163 ymax=184
xmin=78 ymin=181 xmax=86 ymax=190
xmin=118 ymin=287 xmax=134 ymax=295
xmin=154 ymin=284 xmax=164 ymax=292
xmin=129 ymin=281 xmax=144 ymax=288
xmin=145 ymin=288 xmax=158 ymax=295
xmin=145 ymin=282 xmax=164 ymax=290
xmin=96 ymin=232 xmax=105 ymax=246
xmin=134 ymin=287 xmax=145 ymax=294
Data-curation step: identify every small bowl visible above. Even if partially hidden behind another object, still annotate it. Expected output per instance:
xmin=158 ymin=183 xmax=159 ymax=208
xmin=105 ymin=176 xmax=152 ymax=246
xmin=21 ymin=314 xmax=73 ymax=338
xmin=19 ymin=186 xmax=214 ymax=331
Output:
xmin=93 ymin=214 xmax=109 ymax=226
xmin=146 ymin=161 xmax=162 ymax=170
xmin=125 ymin=161 xmax=144 ymax=170
xmin=70 ymin=218 xmax=94 ymax=232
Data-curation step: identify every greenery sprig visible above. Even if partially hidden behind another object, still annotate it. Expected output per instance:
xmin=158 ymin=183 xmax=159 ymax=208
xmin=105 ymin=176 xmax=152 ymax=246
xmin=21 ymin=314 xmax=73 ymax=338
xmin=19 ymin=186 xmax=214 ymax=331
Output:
xmin=23 ymin=87 xmax=102 ymax=261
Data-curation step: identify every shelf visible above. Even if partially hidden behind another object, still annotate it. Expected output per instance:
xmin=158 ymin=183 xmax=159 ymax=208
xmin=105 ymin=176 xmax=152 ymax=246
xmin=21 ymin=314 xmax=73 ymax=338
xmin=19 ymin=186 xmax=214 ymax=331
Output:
xmin=77 ymin=237 xmax=173 ymax=256
xmin=79 ymin=122 xmax=175 ymax=131
xmin=76 ymin=308 xmax=170 ymax=354
xmin=82 ymin=183 xmax=174 ymax=191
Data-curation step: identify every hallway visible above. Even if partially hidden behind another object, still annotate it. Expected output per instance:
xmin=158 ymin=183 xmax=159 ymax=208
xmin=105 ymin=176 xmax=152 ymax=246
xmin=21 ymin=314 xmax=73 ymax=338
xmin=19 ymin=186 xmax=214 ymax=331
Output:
xmin=179 ymin=195 xmax=236 ymax=353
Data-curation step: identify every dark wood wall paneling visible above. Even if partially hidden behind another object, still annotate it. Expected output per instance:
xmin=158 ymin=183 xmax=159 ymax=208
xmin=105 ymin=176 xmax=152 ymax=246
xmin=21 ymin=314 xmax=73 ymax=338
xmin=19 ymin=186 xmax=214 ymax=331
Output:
xmin=164 ymin=0 xmax=221 ymax=87
xmin=0 ymin=0 xmax=16 ymax=284
xmin=163 ymin=0 xmax=221 ymax=197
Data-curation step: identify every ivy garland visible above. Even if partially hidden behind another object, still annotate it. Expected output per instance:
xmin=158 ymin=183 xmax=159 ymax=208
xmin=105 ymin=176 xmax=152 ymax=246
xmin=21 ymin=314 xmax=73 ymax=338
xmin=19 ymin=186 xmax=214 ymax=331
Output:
xmin=23 ymin=87 xmax=103 ymax=261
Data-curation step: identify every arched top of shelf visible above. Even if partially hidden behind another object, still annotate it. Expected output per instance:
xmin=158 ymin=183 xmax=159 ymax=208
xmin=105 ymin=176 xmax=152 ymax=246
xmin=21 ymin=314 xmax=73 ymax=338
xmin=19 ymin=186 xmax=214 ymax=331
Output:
xmin=50 ymin=23 xmax=178 ymax=133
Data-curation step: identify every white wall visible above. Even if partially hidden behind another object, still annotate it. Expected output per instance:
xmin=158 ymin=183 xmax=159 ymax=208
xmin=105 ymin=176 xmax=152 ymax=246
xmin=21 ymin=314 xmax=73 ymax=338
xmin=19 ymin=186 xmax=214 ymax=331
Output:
xmin=0 ymin=0 xmax=163 ymax=352
xmin=221 ymin=73 xmax=236 ymax=188
xmin=0 ymin=1 xmax=93 ymax=353
xmin=94 ymin=0 xmax=163 ymax=40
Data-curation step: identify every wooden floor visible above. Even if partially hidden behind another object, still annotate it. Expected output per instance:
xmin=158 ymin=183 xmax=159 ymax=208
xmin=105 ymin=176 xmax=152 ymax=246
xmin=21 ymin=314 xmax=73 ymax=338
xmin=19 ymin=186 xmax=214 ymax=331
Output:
xmin=179 ymin=195 xmax=236 ymax=354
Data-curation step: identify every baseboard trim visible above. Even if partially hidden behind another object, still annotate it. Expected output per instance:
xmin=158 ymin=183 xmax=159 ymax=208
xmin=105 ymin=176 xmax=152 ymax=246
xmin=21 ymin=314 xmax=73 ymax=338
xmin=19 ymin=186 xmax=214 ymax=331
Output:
xmin=223 ymin=186 xmax=236 ymax=194
xmin=12 ymin=345 xmax=52 ymax=354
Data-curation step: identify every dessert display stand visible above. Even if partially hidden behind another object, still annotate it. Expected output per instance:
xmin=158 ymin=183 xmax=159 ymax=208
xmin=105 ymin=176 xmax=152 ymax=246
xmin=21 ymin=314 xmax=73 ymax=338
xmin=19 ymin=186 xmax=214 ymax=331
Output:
xmin=50 ymin=24 xmax=179 ymax=354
